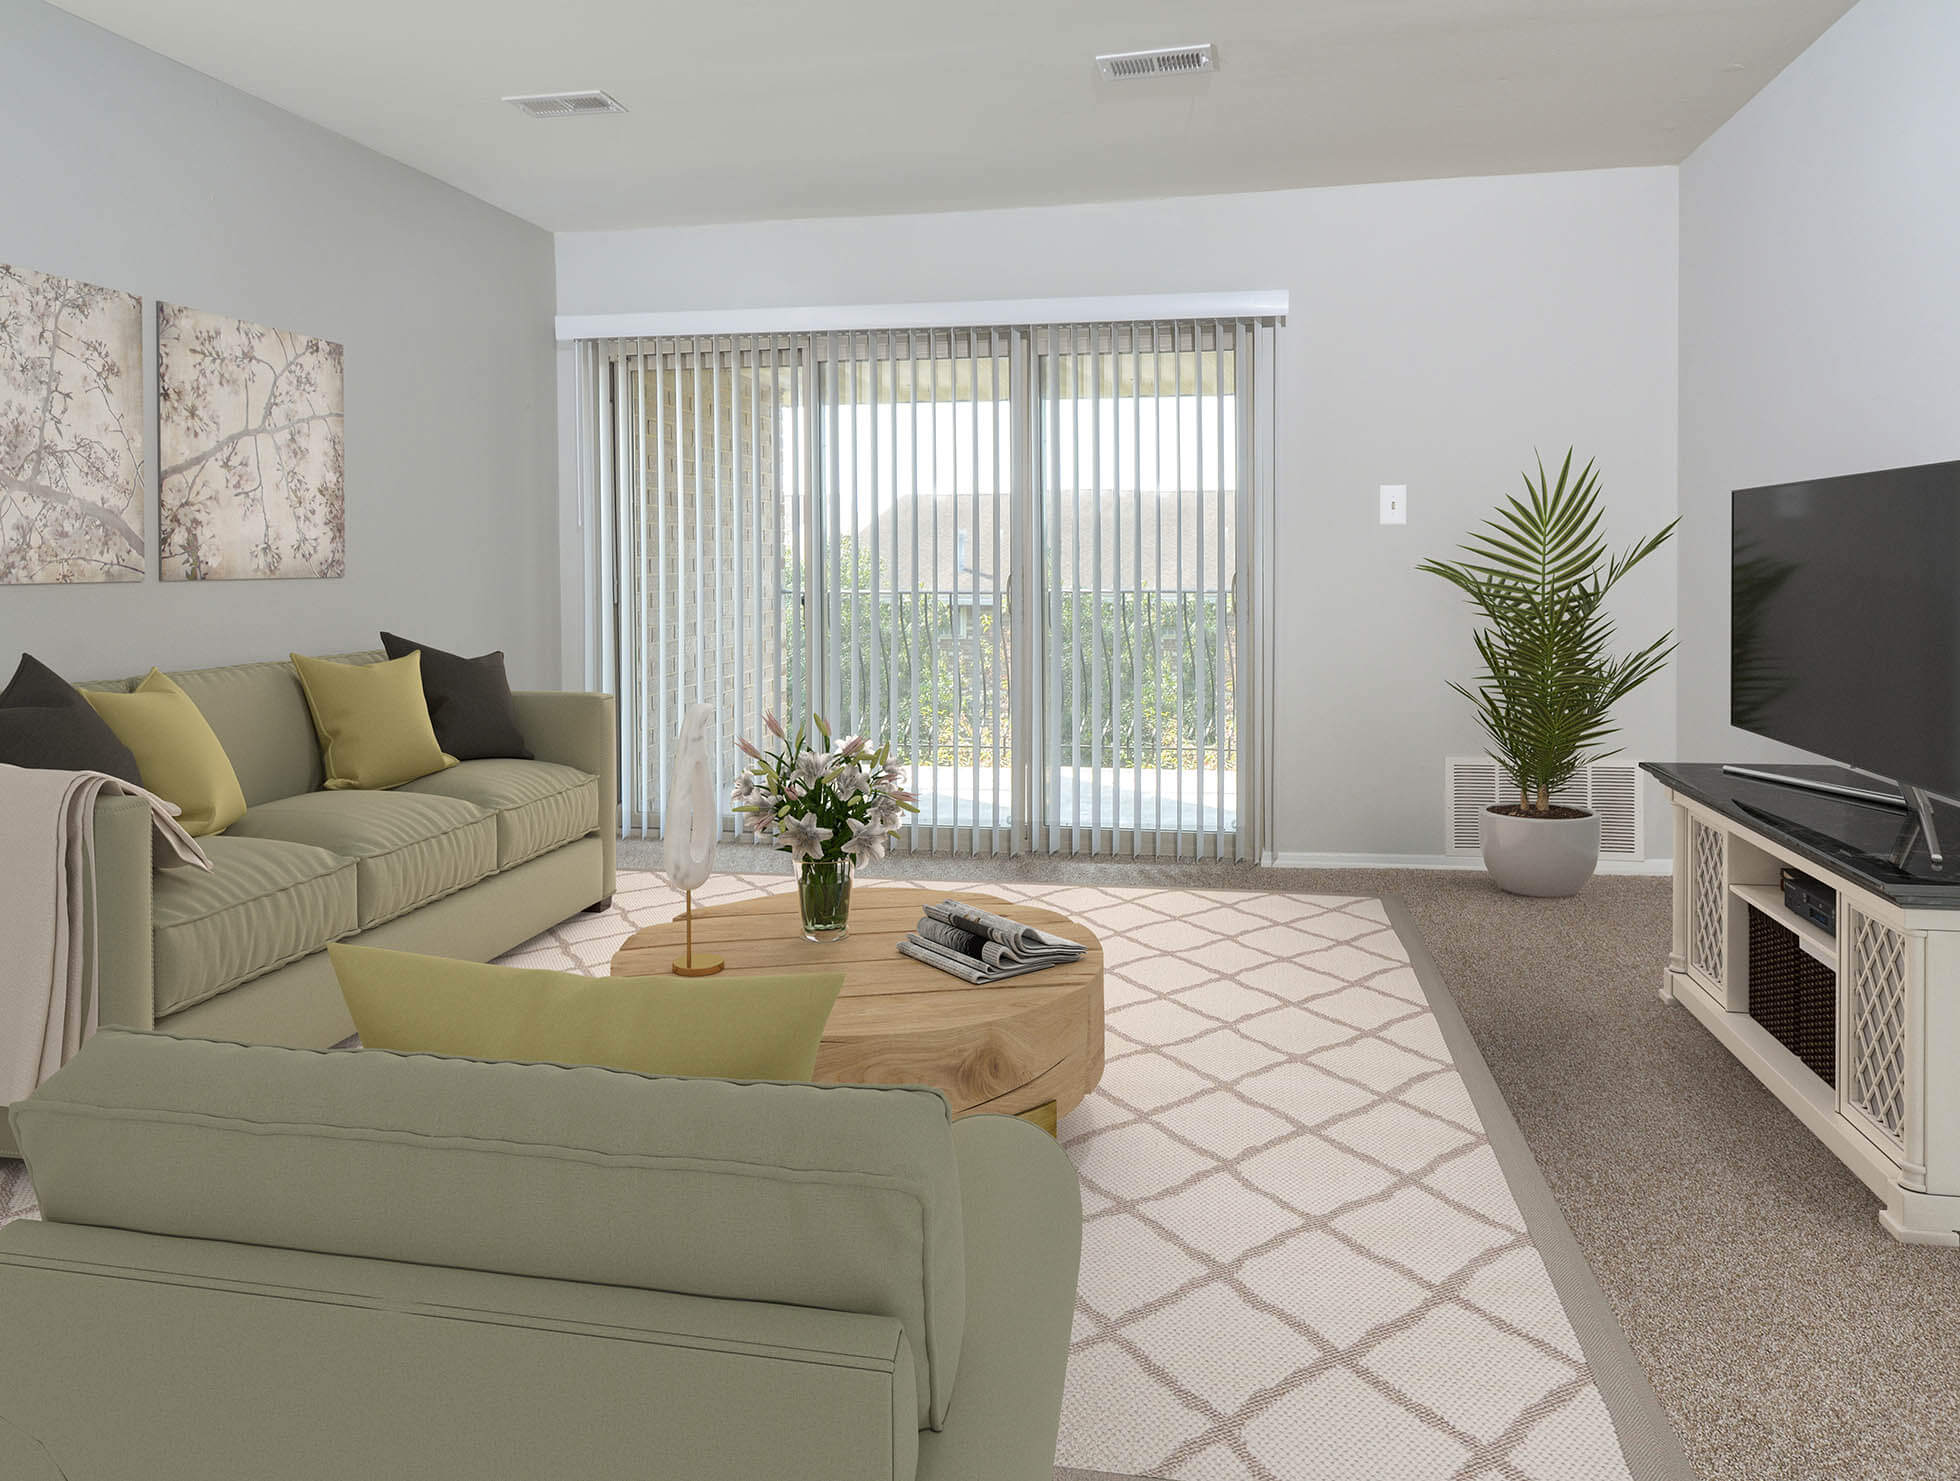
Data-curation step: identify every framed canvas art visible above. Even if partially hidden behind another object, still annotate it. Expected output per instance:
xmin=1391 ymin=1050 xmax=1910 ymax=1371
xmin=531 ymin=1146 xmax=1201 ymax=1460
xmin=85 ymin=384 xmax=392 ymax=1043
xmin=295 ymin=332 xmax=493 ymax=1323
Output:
xmin=0 ymin=263 xmax=145 ymax=583
xmin=158 ymin=303 xmax=344 ymax=580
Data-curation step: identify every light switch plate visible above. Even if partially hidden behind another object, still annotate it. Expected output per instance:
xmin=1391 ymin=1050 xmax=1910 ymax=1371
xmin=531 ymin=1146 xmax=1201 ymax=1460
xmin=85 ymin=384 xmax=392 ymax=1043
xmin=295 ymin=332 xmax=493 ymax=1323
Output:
xmin=1380 ymin=485 xmax=1407 ymax=524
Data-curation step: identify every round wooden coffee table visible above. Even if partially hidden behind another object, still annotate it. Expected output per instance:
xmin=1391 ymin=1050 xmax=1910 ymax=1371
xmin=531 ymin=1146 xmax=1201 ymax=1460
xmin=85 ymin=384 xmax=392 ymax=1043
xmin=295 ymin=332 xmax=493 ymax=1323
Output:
xmin=610 ymin=888 xmax=1104 ymax=1133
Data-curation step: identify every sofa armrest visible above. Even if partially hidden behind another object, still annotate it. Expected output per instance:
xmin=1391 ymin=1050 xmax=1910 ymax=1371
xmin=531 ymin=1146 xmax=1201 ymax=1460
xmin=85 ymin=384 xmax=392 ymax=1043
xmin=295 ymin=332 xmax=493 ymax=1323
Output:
xmin=90 ymin=794 xmax=155 ymax=1034
xmin=511 ymin=690 xmax=616 ymax=901
xmin=1 ymin=795 xmax=151 ymax=1159
xmin=920 ymin=1116 xmax=1082 ymax=1480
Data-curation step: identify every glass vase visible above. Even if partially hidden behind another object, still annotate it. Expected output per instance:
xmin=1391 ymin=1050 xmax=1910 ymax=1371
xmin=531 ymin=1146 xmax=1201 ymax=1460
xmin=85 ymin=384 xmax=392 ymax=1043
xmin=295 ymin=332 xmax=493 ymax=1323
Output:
xmin=798 ymin=858 xmax=853 ymax=942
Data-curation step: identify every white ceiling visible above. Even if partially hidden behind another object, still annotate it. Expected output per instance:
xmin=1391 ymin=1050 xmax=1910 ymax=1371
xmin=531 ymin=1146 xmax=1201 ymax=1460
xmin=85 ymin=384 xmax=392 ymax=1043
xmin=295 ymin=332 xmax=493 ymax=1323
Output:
xmin=53 ymin=0 xmax=1855 ymax=233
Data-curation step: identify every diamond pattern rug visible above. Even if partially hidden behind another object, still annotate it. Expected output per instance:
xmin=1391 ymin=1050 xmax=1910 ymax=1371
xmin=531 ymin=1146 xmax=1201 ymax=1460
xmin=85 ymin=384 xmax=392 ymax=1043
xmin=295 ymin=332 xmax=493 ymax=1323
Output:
xmin=0 ymin=871 xmax=1640 ymax=1481
xmin=1041 ymin=886 xmax=1633 ymax=1481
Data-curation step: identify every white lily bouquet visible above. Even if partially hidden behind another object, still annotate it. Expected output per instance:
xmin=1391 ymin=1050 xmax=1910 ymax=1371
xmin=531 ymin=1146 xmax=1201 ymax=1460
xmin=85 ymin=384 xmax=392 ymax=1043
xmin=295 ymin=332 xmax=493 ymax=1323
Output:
xmin=732 ymin=713 xmax=918 ymax=941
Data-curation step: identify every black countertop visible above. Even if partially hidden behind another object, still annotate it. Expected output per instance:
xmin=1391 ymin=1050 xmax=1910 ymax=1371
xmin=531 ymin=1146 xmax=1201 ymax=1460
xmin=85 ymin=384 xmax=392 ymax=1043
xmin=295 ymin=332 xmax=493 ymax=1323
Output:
xmin=1643 ymin=762 xmax=1960 ymax=909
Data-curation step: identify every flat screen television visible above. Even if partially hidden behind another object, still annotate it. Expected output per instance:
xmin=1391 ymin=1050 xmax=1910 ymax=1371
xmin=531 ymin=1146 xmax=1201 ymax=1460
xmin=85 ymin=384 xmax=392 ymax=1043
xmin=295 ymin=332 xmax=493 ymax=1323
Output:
xmin=1732 ymin=458 xmax=1960 ymax=800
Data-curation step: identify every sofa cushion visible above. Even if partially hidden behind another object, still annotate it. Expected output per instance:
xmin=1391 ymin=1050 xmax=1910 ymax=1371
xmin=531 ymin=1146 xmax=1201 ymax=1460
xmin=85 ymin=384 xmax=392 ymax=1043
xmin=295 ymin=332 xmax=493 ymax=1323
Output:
xmin=14 ymin=1030 xmax=968 ymax=1431
xmin=329 ymin=943 xmax=843 ymax=1081
xmin=381 ymin=632 xmax=534 ymax=761
xmin=151 ymin=837 xmax=358 ymax=1017
xmin=0 ymin=654 xmax=141 ymax=783
xmin=82 ymin=670 xmax=248 ymax=836
xmin=291 ymin=651 xmax=456 ymax=791
xmin=77 ymin=653 xmax=386 ymax=807
xmin=397 ymin=759 xmax=599 ymax=870
xmin=226 ymin=790 xmax=494 ymax=930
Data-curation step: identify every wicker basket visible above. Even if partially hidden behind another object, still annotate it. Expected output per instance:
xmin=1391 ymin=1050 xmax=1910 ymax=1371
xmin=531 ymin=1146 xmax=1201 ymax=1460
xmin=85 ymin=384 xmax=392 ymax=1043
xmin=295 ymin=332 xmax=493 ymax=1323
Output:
xmin=1747 ymin=905 xmax=1836 ymax=1087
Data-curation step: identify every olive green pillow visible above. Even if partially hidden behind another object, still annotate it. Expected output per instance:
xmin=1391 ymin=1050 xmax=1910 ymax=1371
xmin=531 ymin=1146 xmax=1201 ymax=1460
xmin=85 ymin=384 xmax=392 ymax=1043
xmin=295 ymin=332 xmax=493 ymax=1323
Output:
xmin=291 ymin=651 xmax=456 ymax=791
xmin=329 ymin=943 xmax=845 ymax=1082
xmin=81 ymin=669 xmax=246 ymax=836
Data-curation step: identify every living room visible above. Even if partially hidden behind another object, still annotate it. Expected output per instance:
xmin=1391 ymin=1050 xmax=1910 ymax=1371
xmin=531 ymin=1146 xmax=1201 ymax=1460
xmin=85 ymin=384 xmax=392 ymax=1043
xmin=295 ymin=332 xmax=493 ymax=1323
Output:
xmin=1 ymin=1 xmax=1953 ymax=1477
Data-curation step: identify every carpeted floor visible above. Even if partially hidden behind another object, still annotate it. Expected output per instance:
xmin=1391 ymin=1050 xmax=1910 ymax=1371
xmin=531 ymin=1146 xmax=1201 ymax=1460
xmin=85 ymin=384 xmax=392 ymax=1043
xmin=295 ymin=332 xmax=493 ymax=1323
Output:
xmin=631 ymin=843 xmax=1960 ymax=1481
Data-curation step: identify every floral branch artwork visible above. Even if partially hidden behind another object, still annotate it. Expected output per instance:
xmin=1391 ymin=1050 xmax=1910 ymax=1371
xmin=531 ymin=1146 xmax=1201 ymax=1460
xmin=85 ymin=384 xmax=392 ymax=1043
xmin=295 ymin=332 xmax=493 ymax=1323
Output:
xmin=158 ymin=303 xmax=344 ymax=580
xmin=0 ymin=263 xmax=145 ymax=584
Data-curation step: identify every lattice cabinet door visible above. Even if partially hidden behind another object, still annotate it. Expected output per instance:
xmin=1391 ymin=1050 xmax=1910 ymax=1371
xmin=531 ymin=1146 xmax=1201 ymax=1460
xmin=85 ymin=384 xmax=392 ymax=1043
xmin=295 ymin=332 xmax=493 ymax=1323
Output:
xmin=1688 ymin=818 xmax=1727 ymax=996
xmin=1841 ymin=907 xmax=1923 ymax=1175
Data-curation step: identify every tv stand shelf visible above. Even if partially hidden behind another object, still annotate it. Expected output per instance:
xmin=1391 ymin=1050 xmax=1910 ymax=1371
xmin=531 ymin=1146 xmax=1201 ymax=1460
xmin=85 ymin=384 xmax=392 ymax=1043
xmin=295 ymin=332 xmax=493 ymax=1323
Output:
xmin=1729 ymin=882 xmax=1837 ymax=970
xmin=1645 ymin=763 xmax=1960 ymax=1245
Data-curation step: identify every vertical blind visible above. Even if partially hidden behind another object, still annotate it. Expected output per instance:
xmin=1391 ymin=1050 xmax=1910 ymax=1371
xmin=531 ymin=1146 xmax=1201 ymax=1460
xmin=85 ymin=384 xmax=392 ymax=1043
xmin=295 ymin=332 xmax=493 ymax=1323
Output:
xmin=575 ymin=315 xmax=1278 ymax=860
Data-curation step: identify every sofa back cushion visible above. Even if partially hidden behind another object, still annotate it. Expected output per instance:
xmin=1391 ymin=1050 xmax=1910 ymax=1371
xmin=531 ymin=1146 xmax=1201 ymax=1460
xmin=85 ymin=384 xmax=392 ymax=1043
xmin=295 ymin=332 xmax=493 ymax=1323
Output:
xmin=10 ymin=1029 xmax=967 ymax=1430
xmin=165 ymin=659 xmax=329 ymax=804
xmin=80 ymin=651 xmax=385 ymax=806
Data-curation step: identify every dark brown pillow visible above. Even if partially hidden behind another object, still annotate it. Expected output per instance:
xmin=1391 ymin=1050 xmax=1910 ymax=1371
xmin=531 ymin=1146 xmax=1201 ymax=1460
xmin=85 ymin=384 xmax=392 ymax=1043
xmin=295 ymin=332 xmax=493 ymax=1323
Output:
xmin=378 ymin=633 xmax=532 ymax=762
xmin=0 ymin=654 xmax=142 ymax=784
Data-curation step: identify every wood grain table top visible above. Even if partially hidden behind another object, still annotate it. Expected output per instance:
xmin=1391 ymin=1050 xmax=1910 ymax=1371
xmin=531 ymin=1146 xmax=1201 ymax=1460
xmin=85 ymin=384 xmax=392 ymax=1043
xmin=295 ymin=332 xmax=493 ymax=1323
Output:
xmin=611 ymin=888 xmax=1106 ymax=1119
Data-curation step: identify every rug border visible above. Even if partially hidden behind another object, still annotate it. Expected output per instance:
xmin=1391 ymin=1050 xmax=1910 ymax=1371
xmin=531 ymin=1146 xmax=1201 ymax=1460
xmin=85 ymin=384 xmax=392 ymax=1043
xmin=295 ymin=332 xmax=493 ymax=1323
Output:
xmin=1380 ymin=894 xmax=1696 ymax=1481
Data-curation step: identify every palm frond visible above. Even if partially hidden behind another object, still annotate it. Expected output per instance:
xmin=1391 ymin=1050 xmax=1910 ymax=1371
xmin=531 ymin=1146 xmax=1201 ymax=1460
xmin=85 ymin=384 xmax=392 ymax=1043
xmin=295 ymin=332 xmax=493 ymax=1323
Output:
xmin=1420 ymin=448 xmax=1675 ymax=813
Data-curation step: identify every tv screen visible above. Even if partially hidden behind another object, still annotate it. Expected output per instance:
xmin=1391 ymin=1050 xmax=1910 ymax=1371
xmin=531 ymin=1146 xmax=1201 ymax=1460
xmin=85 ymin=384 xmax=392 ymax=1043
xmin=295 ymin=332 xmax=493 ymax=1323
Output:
xmin=1732 ymin=459 xmax=1960 ymax=799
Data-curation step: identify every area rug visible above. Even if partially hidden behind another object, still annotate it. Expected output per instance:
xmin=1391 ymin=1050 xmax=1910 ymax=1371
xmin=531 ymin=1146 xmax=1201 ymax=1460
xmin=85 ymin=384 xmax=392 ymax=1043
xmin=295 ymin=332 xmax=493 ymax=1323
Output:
xmin=1041 ymin=887 xmax=1687 ymax=1481
xmin=0 ymin=871 xmax=1688 ymax=1481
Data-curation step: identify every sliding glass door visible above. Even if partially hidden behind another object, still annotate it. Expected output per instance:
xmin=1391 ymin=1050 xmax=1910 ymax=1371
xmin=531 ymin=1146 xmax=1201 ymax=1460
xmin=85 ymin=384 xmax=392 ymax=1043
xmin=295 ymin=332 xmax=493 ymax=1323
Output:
xmin=1034 ymin=323 xmax=1239 ymax=859
xmin=818 ymin=330 xmax=1014 ymax=853
xmin=593 ymin=335 xmax=810 ymax=841
xmin=585 ymin=317 xmax=1270 ymax=860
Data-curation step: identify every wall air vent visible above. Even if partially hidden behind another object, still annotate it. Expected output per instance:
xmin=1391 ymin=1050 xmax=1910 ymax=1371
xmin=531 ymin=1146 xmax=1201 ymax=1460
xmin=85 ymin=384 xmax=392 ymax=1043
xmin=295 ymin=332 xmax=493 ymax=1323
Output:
xmin=1095 ymin=44 xmax=1215 ymax=82
xmin=1445 ymin=757 xmax=1644 ymax=859
xmin=503 ymin=91 xmax=627 ymax=119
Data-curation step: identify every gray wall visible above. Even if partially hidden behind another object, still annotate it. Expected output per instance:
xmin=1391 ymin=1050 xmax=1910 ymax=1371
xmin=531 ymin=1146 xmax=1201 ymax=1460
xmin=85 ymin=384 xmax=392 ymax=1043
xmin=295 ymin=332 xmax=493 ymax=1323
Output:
xmin=0 ymin=0 xmax=560 ymax=687
xmin=1678 ymin=0 xmax=1960 ymax=762
xmin=556 ymin=168 xmax=1681 ymax=861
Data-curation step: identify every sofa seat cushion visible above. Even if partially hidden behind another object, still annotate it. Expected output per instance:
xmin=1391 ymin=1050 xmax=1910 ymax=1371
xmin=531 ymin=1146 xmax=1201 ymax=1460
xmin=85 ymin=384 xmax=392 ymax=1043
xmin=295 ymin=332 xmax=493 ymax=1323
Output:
xmin=226 ymin=790 xmax=495 ymax=931
xmin=397 ymin=759 xmax=599 ymax=870
xmin=152 ymin=837 xmax=358 ymax=1017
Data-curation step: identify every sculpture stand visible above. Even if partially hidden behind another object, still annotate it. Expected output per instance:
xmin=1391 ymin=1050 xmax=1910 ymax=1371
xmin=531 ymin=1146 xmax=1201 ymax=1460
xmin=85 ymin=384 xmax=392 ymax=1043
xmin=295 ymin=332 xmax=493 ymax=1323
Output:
xmin=671 ymin=889 xmax=725 ymax=977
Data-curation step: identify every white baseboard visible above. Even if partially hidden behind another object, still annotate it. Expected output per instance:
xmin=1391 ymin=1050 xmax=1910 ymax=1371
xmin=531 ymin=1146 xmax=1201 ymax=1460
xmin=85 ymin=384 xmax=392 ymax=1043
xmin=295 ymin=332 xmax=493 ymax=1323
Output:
xmin=1260 ymin=851 xmax=1673 ymax=875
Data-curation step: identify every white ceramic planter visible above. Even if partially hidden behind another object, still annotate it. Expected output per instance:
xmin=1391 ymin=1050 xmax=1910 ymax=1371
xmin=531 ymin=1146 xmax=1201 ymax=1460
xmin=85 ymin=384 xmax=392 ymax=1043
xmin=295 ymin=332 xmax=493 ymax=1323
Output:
xmin=1479 ymin=806 xmax=1601 ymax=898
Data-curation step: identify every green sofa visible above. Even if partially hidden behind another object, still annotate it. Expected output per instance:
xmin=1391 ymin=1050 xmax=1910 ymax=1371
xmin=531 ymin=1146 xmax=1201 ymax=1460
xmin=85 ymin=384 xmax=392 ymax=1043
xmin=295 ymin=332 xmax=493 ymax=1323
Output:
xmin=0 ymin=1030 xmax=1082 ymax=1481
xmin=0 ymin=652 xmax=614 ymax=1159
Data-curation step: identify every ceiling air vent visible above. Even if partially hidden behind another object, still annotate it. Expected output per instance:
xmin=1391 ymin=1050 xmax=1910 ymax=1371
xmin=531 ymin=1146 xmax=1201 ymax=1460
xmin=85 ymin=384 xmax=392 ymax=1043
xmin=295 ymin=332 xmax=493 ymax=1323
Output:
xmin=1095 ymin=44 xmax=1215 ymax=82
xmin=503 ymin=90 xmax=627 ymax=119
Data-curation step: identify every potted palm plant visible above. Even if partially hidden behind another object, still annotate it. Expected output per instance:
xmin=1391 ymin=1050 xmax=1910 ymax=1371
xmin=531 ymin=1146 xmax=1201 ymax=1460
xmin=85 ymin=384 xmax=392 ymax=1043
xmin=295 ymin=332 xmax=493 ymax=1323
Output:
xmin=1419 ymin=451 xmax=1676 ymax=897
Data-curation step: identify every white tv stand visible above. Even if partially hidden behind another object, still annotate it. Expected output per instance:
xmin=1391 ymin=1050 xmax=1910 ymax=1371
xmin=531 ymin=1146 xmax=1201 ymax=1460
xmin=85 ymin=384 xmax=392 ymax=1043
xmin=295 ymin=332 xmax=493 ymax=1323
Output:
xmin=1650 ymin=765 xmax=1960 ymax=1245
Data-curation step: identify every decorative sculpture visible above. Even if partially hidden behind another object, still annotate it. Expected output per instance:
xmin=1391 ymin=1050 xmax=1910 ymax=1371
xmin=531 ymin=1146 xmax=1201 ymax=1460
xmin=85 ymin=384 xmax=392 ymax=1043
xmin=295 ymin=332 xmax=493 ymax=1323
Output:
xmin=663 ymin=704 xmax=724 ymax=976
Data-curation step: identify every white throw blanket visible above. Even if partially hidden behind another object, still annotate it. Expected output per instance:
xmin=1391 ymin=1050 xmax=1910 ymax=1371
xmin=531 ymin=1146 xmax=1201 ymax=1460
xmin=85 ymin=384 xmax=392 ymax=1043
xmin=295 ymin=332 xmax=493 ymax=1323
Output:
xmin=0 ymin=765 xmax=210 ymax=1107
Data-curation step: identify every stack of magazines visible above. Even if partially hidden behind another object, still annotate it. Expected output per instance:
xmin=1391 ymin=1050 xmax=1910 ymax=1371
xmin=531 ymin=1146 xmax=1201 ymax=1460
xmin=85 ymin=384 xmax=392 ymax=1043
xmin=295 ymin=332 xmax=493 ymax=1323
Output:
xmin=899 ymin=899 xmax=1088 ymax=985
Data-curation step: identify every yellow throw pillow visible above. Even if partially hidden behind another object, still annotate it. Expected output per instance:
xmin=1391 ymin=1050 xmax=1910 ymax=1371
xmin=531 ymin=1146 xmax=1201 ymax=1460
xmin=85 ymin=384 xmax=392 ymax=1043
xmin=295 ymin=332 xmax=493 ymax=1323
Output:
xmin=82 ymin=670 xmax=247 ymax=836
xmin=291 ymin=651 xmax=456 ymax=791
xmin=328 ymin=943 xmax=845 ymax=1082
